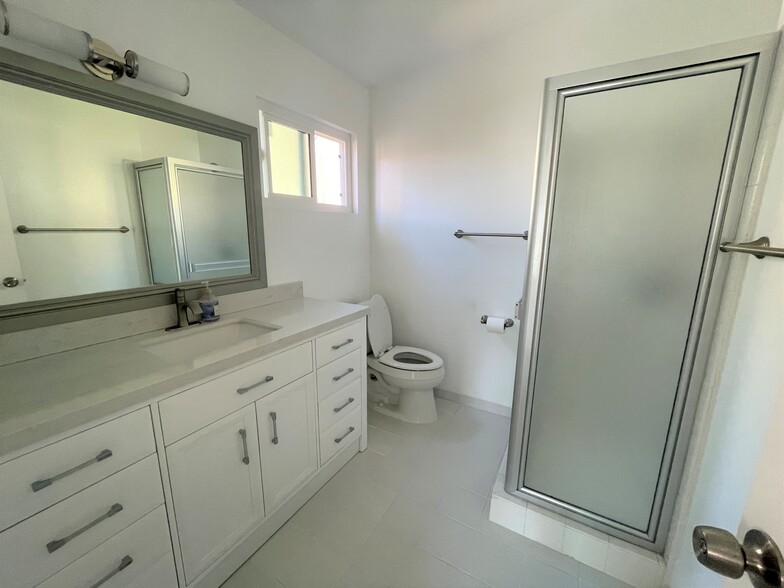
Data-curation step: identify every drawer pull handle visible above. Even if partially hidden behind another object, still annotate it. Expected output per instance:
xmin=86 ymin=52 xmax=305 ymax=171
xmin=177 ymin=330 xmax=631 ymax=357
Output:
xmin=237 ymin=375 xmax=274 ymax=395
xmin=31 ymin=448 xmax=113 ymax=492
xmin=46 ymin=503 xmax=123 ymax=553
xmin=333 ymin=397 xmax=355 ymax=413
xmin=239 ymin=428 xmax=250 ymax=465
xmin=270 ymin=412 xmax=279 ymax=445
xmin=89 ymin=555 xmax=133 ymax=588
xmin=333 ymin=368 xmax=354 ymax=382
xmin=331 ymin=338 xmax=354 ymax=350
xmin=334 ymin=427 xmax=355 ymax=444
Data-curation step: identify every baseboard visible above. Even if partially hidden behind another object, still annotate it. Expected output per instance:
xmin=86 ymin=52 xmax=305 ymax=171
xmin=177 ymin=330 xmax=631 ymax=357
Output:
xmin=434 ymin=388 xmax=512 ymax=417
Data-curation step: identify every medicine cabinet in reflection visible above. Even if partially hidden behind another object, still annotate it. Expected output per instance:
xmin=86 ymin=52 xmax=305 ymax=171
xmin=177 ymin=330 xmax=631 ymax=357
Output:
xmin=135 ymin=157 xmax=251 ymax=283
xmin=506 ymin=33 xmax=778 ymax=552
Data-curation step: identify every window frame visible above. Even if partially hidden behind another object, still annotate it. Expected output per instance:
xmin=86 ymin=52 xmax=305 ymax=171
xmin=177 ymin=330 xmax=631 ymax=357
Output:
xmin=258 ymin=99 xmax=354 ymax=213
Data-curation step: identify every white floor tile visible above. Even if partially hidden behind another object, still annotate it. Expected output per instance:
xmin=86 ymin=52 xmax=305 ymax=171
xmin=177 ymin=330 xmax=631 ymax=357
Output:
xmin=276 ymin=541 xmax=350 ymax=588
xmin=520 ymin=554 xmax=579 ymax=588
xmin=393 ymin=548 xmax=490 ymax=588
xmin=221 ymin=401 xmax=625 ymax=588
xmin=417 ymin=514 xmax=479 ymax=571
xmin=464 ymin=532 xmax=525 ymax=588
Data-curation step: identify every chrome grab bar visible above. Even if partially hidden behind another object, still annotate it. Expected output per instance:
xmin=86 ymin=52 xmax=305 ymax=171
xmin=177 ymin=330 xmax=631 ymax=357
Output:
xmin=89 ymin=555 xmax=133 ymax=588
xmin=270 ymin=412 xmax=279 ymax=445
xmin=333 ymin=368 xmax=354 ymax=382
xmin=238 ymin=429 xmax=250 ymax=465
xmin=237 ymin=375 xmax=274 ymax=395
xmin=719 ymin=236 xmax=784 ymax=260
xmin=334 ymin=427 xmax=355 ymax=444
xmin=47 ymin=503 xmax=123 ymax=553
xmin=333 ymin=397 xmax=355 ymax=413
xmin=454 ymin=229 xmax=528 ymax=240
xmin=331 ymin=338 xmax=354 ymax=350
xmin=31 ymin=449 xmax=113 ymax=492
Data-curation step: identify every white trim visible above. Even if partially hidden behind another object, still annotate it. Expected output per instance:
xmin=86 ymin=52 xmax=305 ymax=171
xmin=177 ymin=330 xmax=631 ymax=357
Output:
xmin=434 ymin=388 xmax=512 ymax=418
xmin=256 ymin=97 xmax=354 ymax=213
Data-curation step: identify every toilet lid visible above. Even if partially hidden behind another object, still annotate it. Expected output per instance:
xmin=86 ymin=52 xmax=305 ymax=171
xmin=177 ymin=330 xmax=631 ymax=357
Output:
xmin=367 ymin=294 xmax=393 ymax=358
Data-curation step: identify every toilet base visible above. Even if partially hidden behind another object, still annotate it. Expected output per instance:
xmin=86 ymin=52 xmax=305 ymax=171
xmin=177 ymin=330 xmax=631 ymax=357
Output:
xmin=369 ymin=388 xmax=438 ymax=424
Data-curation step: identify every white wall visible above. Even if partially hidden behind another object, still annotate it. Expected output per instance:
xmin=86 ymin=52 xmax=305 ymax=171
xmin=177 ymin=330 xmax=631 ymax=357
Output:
xmin=666 ymin=17 xmax=784 ymax=583
xmin=370 ymin=0 xmax=780 ymax=408
xmin=0 ymin=0 xmax=371 ymax=303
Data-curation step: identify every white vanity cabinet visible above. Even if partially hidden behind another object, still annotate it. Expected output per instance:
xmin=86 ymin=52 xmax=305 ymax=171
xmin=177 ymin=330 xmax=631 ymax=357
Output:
xmin=0 ymin=409 xmax=176 ymax=588
xmin=0 ymin=309 xmax=368 ymax=588
xmin=256 ymin=376 xmax=318 ymax=513
xmin=166 ymin=405 xmax=264 ymax=584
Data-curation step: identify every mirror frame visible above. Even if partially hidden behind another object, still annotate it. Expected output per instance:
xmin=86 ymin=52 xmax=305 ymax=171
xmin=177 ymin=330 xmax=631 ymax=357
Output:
xmin=0 ymin=46 xmax=267 ymax=333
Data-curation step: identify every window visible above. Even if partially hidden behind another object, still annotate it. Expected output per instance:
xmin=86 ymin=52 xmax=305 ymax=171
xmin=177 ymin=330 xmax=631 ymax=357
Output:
xmin=259 ymin=100 xmax=352 ymax=211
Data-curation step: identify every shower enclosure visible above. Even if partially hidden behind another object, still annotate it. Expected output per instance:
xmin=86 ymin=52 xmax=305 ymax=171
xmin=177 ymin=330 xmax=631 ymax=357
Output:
xmin=506 ymin=33 xmax=778 ymax=551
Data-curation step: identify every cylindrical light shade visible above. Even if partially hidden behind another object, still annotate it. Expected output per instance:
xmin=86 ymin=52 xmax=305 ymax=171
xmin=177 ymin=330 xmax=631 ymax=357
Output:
xmin=3 ymin=2 xmax=90 ymax=62
xmin=135 ymin=54 xmax=190 ymax=96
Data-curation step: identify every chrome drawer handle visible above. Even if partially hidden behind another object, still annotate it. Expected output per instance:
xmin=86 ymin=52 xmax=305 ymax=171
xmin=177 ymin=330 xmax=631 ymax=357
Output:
xmin=237 ymin=375 xmax=274 ymax=395
xmin=270 ymin=412 xmax=279 ymax=445
xmin=239 ymin=429 xmax=250 ymax=465
xmin=334 ymin=427 xmax=355 ymax=444
xmin=89 ymin=555 xmax=133 ymax=588
xmin=331 ymin=338 xmax=354 ymax=350
xmin=332 ymin=368 xmax=354 ymax=382
xmin=31 ymin=449 xmax=113 ymax=492
xmin=333 ymin=397 xmax=355 ymax=413
xmin=47 ymin=503 xmax=123 ymax=553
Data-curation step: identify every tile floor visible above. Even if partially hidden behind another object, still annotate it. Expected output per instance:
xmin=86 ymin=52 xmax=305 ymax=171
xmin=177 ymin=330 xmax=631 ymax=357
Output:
xmin=222 ymin=398 xmax=632 ymax=588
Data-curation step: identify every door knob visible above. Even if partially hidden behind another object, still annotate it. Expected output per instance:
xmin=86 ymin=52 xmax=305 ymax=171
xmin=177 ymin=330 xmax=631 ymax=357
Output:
xmin=693 ymin=526 xmax=783 ymax=587
xmin=2 ymin=276 xmax=19 ymax=288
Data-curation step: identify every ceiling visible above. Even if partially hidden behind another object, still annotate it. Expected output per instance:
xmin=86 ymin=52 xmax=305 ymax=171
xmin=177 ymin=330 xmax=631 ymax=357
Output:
xmin=236 ymin=0 xmax=570 ymax=87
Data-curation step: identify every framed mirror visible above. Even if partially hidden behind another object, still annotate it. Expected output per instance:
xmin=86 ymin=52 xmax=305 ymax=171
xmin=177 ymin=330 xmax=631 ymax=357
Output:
xmin=0 ymin=47 xmax=266 ymax=333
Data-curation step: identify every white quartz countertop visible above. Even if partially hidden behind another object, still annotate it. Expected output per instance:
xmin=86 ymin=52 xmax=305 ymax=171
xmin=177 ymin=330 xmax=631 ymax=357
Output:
xmin=0 ymin=297 xmax=368 ymax=458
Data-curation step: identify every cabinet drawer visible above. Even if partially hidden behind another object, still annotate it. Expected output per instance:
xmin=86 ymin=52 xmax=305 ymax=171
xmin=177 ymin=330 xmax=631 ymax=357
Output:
xmin=160 ymin=342 xmax=313 ymax=444
xmin=316 ymin=348 xmax=363 ymax=401
xmin=315 ymin=321 xmax=365 ymax=367
xmin=0 ymin=408 xmax=155 ymax=532
xmin=320 ymin=406 xmax=362 ymax=465
xmin=318 ymin=378 xmax=361 ymax=432
xmin=37 ymin=506 xmax=176 ymax=588
xmin=0 ymin=455 xmax=164 ymax=588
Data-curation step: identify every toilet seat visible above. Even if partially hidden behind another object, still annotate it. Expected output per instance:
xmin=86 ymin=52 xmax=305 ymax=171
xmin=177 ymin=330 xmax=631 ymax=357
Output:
xmin=378 ymin=345 xmax=444 ymax=372
xmin=366 ymin=295 xmax=444 ymax=373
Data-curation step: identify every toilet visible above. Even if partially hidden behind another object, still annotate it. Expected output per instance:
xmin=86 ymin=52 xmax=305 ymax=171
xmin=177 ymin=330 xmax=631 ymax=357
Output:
xmin=365 ymin=294 xmax=445 ymax=424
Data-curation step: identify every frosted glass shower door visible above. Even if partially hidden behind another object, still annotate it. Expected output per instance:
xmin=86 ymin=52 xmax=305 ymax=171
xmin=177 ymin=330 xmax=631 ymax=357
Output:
xmin=507 ymin=36 xmax=778 ymax=550
xmin=523 ymin=70 xmax=740 ymax=532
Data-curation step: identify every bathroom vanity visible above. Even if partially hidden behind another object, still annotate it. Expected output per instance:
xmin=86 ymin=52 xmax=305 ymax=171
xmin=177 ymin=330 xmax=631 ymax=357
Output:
xmin=0 ymin=292 xmax=368 ymax=587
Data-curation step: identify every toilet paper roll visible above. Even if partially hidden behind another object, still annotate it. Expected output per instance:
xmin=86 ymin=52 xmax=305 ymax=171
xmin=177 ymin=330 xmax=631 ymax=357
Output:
xmin=485 ymin=316 xmax=508 ymax=334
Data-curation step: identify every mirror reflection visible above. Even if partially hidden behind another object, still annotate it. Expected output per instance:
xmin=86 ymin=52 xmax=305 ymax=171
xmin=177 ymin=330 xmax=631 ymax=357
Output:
xmin=0 ymin=78 xmax=250 ymax=306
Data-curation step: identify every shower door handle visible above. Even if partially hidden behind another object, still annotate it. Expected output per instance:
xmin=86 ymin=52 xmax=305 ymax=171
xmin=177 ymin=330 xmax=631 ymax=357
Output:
xmin=692 ymin=525 xmax=783 ymax=587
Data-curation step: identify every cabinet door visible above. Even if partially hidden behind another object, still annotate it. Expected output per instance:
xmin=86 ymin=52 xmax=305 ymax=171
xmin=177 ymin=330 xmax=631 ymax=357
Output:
xmin=256 ymin=376 xmax=318 ymax=513
xmin=166 ymin=406 xmax=263 ymax=583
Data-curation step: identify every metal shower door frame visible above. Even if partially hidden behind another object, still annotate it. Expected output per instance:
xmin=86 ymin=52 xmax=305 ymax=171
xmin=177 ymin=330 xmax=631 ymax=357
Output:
xmin=506 ymin=32 xmax=779 ymax=552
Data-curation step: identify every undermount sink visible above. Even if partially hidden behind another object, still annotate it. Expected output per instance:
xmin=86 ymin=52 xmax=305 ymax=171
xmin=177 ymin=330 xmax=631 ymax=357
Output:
xmin=141 ymin=319 xmax=281 ymax=367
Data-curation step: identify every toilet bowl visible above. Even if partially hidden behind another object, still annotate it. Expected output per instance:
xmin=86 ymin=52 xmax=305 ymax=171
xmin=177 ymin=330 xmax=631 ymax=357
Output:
xmin=365 ymin=294 xmax=445 ymax=424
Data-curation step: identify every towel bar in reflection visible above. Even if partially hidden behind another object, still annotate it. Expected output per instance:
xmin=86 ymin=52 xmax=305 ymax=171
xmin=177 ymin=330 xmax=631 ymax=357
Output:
xmin=719 ymin=236 xmax=784 ymax=260
xmin=454 ymin=229 xmax=528 ymax=240
xmin=16 ymin=225 xmax=130 ymax=234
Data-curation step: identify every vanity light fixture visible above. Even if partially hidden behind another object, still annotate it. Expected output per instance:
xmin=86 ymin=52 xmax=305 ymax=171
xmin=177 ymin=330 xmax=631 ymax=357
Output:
xmin=0 ymin=1 xmax=190 ymax=96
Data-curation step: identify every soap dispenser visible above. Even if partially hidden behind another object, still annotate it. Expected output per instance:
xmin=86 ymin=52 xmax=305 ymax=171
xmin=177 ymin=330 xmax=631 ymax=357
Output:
xmin=192 ymin=281 xmax=220 ymax=322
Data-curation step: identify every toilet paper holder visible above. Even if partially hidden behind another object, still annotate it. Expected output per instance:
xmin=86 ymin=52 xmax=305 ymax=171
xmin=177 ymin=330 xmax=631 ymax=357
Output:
xmin=480 ymin=315 xmax=514 ymax=328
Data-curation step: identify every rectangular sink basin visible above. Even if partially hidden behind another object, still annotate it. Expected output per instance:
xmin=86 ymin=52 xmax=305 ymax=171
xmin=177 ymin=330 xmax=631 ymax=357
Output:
xmin=141 ymin=319 xmax=281 ymax=367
